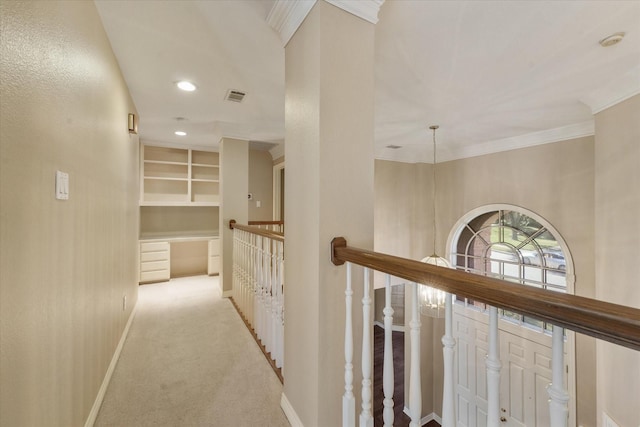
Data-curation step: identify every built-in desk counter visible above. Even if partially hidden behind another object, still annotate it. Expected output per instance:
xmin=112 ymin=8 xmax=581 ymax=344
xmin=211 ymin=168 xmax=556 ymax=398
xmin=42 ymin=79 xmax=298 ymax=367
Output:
xmin=139 ymin=234 xmax=219 ymax=284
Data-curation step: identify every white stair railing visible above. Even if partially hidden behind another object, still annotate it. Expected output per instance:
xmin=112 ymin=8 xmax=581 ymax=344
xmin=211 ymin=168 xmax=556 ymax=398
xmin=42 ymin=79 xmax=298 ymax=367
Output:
xmin=331 ymin=237 xmax=639 ymax=427
xmin=230 ymin=221 xmax=285 ymax=376
xmin=360 ymin=267 xmax=373 ymax=427
xmin=382 ymin=274 xmax=395 ymax=427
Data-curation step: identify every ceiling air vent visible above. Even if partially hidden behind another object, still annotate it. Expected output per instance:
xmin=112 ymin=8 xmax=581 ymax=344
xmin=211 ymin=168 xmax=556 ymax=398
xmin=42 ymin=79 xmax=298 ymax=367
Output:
xmin=225 ymin=89 xmax=246 ymax=103
xmin=386 ymin=144 xmax=402 ymax=149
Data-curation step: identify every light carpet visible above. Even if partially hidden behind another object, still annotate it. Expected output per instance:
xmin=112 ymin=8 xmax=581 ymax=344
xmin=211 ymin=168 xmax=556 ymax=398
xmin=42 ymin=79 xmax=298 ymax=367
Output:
xmin=94 ymin=275 xmax=290 ymax=427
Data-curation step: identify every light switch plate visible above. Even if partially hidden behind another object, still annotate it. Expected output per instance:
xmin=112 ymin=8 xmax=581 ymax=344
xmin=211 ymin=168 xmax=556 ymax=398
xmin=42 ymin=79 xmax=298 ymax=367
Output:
xmin=56 ymin=170 xmax=69 ymax=200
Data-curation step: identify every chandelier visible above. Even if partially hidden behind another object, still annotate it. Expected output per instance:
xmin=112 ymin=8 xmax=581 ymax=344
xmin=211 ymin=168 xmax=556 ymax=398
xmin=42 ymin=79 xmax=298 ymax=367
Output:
xmin=420 ymin=125 xmax=450 ymax=318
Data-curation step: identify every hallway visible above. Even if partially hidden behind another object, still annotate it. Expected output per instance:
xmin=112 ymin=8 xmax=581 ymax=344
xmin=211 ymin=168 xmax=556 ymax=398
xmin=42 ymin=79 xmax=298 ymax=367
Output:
xmin=94 ymin=276 xmax=290 ymax=427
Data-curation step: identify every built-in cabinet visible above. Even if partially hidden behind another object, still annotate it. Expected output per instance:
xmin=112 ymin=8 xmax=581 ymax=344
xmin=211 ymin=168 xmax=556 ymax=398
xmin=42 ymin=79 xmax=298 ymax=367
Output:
xmin=208 ymin=238 xmax=220 ymax=275
xmin=139 ymin=142 xmax=221 ymax=284
xmin=140 ymin=144 xmax=219 ymax=206
xmin=139 ymin=237 xmax=219 ymax=284
xmin=139 ymin=241 xmax=171 ymax=283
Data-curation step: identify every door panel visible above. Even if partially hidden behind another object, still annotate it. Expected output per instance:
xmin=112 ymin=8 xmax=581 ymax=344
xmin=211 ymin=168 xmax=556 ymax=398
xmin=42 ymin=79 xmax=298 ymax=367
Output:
xmin=454 ymin=311 xmax=564 ymax=427
xmin=499 ymin=330 xmax=552 ymax=426
xmin=455 ymin=314 xmax=488 ymax=427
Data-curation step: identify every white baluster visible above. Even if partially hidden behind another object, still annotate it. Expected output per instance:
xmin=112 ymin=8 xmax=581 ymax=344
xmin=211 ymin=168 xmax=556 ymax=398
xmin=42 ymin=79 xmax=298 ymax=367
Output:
xmin=242 ymin=231 xmax=248 ymax=318
xmin=548 ymin=325 xmax=569 ymax=427
xmin=276 ymin=240 xmax=284 ymax=369
xmin=249 ymin=233 xmax=256 ymax=327
xmin=360 ymin=268 xmax=373 ymax=427
xmin=264 ymin=238 xmax=272 ymax=354
xmin=486 ymin=306 xmax=501 ymax=427
xmin=442 ymin=293 xmax=456 ymax=427
xmin=257 ymin=236 xmax=264 ymax=342
xmin=383 ymin=274 xmax=394 ymax=427
xmin=270 ymin=239 xmax=277 ymax=360
xmin=409 ymin=282 xmax=422 ymax=427
xmin=343 ymin=262 xmax=356 ymax=427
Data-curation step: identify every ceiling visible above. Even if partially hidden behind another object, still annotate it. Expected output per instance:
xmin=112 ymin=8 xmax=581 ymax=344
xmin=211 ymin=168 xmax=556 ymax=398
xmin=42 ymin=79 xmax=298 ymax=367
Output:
xmin=95 ymin=0 xmax=640 ymax=163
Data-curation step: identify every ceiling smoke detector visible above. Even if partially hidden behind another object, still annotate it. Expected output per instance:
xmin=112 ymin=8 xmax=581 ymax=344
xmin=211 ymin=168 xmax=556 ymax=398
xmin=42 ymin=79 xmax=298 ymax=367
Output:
xmin=599 ymin=32 xmax=625 ymax=47
xmin=225 ymin=89 xmax=246 ymax=103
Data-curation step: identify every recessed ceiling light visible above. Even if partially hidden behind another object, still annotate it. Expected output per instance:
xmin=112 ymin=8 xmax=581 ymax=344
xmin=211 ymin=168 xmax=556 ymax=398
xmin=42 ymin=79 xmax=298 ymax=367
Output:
xmin=599 ymin=32 xmax=625 ymax=47
xmin=176 ymin=81 xmax=196 ymax=91
xmin=175 ymin=131 xmax=187 ymax=136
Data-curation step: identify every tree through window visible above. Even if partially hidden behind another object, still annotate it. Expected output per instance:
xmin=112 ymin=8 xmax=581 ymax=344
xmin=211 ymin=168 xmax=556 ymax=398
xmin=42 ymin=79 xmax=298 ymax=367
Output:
xmin=452 ymin=207 xmax=570 ymax=331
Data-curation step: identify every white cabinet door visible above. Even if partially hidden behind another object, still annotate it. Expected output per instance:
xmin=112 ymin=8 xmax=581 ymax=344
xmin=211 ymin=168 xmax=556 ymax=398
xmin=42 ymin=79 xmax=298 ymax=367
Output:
xmin=208 ymin=238 xmax=220 ymax=275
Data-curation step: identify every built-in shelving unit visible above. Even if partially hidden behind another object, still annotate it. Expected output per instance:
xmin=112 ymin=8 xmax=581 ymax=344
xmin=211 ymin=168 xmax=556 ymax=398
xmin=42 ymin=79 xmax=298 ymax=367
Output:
xmin=140 ymin=144 xmax=219 ymax=206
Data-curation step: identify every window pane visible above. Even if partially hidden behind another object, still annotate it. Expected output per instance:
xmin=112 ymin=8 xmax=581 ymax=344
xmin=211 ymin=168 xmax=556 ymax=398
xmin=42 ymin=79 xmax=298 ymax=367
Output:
xmin=500 ymin=309 xmax=521 ymax=324
xmin=524 ymin=316 xmax=544 ymax=330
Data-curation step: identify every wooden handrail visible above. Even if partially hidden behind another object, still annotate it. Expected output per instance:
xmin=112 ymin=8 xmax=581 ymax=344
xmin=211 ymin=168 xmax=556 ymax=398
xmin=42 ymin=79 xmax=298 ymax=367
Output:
xmin=248 ymin=220 xmax=284 ymax=226
xmin=331 ymin=237 xmax=640 ymax=351
xmin=229 ymin=219 xmax=284 ymax=242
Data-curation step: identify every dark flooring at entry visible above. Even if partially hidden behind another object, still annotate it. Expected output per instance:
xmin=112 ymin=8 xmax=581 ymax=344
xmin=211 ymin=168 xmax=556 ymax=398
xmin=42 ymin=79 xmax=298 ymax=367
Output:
xmin=373 ymin=325 xmax=411 ymax=426
xmin=372 ymin=325 xmax=440 ymax=427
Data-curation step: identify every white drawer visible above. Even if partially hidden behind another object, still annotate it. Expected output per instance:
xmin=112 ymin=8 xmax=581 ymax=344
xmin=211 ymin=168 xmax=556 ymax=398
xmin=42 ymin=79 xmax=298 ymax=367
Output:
xmin=140 ymin=260 xmax=169 ymax=272
xmin=140 ymin=241 xmax=169 ymax=253
xmin=141 ymin=251 xmax=169 ymax=262
xmin=140 ymin=269 xmax=170 ymax=283
xmin=208 ymin=239 xmax=220 ymax=256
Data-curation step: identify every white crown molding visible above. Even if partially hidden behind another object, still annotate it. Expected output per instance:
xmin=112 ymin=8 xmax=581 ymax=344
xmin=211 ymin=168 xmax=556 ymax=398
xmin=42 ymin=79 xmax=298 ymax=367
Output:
xmin=374 ymin=121 xmax=595 ymax=164
xmin=267 ymin=0 xmax=317 ymax=46
xmin=269 ymin=142 xmax=285 ymax=160
xmin=448 ymin=120 xmax=595 ymax=162
xmin=267 ymin=0 xmax=384 ymax=46
xmin=325 ymin=0 xmax=385 ymax=24
xmin=580 ymin=67 xmax=640 ymax=114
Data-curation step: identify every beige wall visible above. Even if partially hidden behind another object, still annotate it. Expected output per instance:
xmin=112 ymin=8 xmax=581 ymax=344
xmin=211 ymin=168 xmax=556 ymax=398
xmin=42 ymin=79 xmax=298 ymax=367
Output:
xmin=284 ymin=2 xmax=375 ymax=425
xmin=374 ymin=135 xmax=597 ymax=424
xmin=594 ymin=94 xmax=640 ymax=427
xmin=248 ymin=149 xmax=274 ymax=221
xmin=0 ymin=2 xmax=139 ymax=426
xmin=140 ymin=206 xmax=219 ymax=237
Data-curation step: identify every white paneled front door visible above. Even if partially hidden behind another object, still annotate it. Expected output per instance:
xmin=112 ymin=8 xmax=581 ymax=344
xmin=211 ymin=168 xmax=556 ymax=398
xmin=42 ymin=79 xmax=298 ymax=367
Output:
xmin=453 ymin=306 xmax=572 ymax=427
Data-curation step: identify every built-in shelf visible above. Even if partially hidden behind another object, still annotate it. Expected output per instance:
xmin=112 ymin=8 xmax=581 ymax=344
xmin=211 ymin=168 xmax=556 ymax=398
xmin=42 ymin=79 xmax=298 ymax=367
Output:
xmin=140 ymin=144 xmax=220 ymax=206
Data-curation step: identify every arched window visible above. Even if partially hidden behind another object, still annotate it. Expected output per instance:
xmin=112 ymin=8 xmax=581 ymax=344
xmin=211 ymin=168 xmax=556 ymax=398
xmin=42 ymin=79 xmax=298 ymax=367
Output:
xmin=448 ymin=205 xmax=573 ymax=331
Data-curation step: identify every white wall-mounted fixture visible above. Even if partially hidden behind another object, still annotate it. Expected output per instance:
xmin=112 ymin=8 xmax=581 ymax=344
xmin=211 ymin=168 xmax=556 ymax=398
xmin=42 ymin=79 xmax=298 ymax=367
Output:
xmin=128 ymin=113 xmax=137 ymax=134
xmin=176 ymin=81 xmax=196 ymax=91
xmin=174 ymin=131 xmax=186 ymax=136
xmin=55 ymin=170 xmax=69 ymax=200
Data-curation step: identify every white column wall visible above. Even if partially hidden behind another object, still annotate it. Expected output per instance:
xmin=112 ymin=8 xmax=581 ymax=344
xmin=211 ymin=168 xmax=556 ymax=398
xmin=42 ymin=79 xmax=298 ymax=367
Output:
xmin=594 ymin=94 xmax=640 ymax=427
xmin=220 ymin=138 xmax=248 ymax=295
xmin=283 ymin=2 xmax=375 ymax=426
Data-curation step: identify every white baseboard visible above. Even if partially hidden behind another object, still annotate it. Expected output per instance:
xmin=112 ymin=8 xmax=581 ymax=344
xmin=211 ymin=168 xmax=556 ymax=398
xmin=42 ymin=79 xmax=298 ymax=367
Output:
xmin=281 ymin=393 xmax=304 ymax=427
xmin=403 ymin=407 xmax=442 ymax=426
xmin=222 ymin=289 xmax=233 ymax=298
xmin=374 ymin=320 xmax=405 ymax=332
xmin=84 ymin=303 xmax=137 ymax=427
